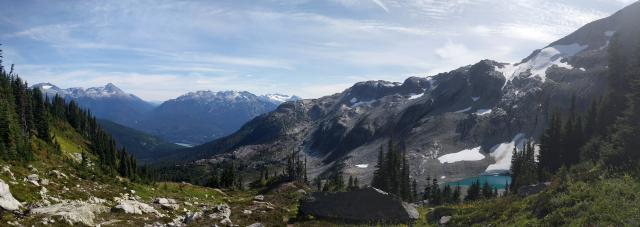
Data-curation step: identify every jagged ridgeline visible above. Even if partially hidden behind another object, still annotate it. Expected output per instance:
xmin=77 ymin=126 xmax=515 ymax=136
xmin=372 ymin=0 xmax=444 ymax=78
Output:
xmin=0 ymin=47 xmax=143 ymax=180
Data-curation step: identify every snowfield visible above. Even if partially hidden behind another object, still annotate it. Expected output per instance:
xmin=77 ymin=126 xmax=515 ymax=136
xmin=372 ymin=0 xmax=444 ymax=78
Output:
xmin=454 ymin=106 xmax=472 ymax=113
xmin=475 ymin=109 xmax=492 ymax=116
xmin=355 ymin=164 xmax=369 ymax=168
xmin=497 ymin=43 xmax=588 ymax=83
xmin=485 ymin=133 xmax=527 ymax=172
xmin=437 ymin=146 xmax=485 ymax=164
xmin=408 ymin=93 xmax=423 ymax=100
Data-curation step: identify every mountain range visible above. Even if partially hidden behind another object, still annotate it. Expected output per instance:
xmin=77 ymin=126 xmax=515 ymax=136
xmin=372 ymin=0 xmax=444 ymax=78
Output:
xmin=158 ymin=1 xmax=640 ymax=186
xmin=32 ymin=83 xmax=300 ymax=148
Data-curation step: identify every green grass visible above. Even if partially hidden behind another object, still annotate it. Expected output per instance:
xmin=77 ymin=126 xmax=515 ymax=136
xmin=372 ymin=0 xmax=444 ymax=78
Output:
xmin=436 ymin=175 xmax=640 ymax=226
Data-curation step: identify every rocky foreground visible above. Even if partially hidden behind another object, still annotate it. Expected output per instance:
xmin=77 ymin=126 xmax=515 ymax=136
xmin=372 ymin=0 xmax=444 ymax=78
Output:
xmin=0 ymin=163 xmax=308 ymax=227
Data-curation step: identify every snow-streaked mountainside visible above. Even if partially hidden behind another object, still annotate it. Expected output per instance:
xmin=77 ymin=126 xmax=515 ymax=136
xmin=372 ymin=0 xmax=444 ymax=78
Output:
xmin=32 ymin=83 xmax=154 ymax=126
xmin=162 ymin=2 xmax=640 ymax=186
xmin=135 ymin=90 xmax=300 ymax=145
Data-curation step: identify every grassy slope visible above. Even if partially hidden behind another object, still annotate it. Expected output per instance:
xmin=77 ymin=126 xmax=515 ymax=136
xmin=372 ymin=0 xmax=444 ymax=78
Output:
xmin=0 ymin=120 xmax=327 ymax=226
xmin=431 ymin=170 xmax=640 ymax=226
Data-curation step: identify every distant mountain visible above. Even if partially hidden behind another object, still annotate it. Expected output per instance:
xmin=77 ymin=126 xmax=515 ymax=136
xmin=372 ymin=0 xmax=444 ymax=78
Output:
xmin=137 ymin=90 xmax=300 ymax=145
xmin=32 ymin=83 xmax=154 ymax=126
xmin=162 ymin=1 xmax=640 ymax=186
xmin=97 ymin=119 xmax=183 ymax=162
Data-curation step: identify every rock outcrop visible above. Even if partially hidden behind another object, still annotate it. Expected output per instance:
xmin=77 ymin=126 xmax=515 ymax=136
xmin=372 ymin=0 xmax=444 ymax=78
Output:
xmin=112 ymin=196 xmax=161 ymax=216
xmin=29 ymin=200 xmax=108 ymax=226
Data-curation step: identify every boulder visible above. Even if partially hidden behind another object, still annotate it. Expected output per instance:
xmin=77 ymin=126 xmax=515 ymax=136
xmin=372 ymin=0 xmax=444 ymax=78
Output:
xmin=29 ymin=201 xmax=108 ymax=226
xmin=0 ymin=179 xmax=21 ymax=211
xmin=2 ymin=165 xmax=16 ymax=181
xmin=299 ymin=187 xmax=419 ymax=224
xmin=112 ymin=199 xmax=161 ymax=216
xmin=246 ymin=223 xmax=264 ymax=227
xmin=48 ymin=170 xmax=68 ymax=179
xmin=154 ymin=197 xmax=179 ymax=210
xmin=253 ymin=195 xmax=264 ymax=201
xmin=27 ymin=174 xmax=40 ymax=186
xmin=184 ymin=211 xmax=203 ymax=224
xmin=208 ymin=203 xmax=232 ymax=225
xmin=439 ymin=216 xmax=452 ymax=225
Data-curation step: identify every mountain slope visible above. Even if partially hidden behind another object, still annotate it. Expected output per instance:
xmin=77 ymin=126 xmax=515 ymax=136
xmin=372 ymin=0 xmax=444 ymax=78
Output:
xmin=166 ymin=1 xmax=640 ymax=186
xmin=97 ymin=119 xmax=182 ymax=162
xmin=32 ymin=83 xmax=154 ymax=126
xmin=137 ymin=90 xmax=300 ymax=145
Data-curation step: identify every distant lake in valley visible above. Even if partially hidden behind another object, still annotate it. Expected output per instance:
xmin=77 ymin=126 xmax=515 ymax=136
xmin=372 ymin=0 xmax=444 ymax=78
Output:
xmin=446 ymin=174 xmax=512 ymax=189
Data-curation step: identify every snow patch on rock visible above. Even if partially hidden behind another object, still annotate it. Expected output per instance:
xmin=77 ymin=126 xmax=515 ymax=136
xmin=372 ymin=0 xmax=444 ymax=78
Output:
xmin=485 ymin=133 xmax=528 ymax=172
xmin=437 ymin=147 xmax=485 ymax=164
xmin=408 ymin=93 xmax=423 ymax=100
xmin=453 ymin=106 xmax=472 ymax=113
xmin=355 ymin=164 xmax=369 ymax=168
xmin=474 ymin=109 xmax=492 ymax=116
xmin=498 ymin=43 xmax=588 ymax=83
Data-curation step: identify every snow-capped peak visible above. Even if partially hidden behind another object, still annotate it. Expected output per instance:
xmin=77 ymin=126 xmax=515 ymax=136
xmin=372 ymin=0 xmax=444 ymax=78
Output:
xmin=84 ymin=83 xmax=128 ymax=98
xmin=259 ymin=93 xmax=301 ymax=104
xmin=31 ymin=83 xmax=140 ymax=100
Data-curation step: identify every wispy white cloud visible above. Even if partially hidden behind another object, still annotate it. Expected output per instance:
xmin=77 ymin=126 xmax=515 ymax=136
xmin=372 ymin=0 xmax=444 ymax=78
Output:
xmin=371 ymin=0 xmax=390 ymax=12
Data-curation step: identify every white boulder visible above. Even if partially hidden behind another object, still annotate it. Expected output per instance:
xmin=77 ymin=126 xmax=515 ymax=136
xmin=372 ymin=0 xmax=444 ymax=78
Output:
xmin=113 ymin=199 xmax=161 ymax=216
xmin=30 ymin=201 xmax=108 ymax=226
xmin=0 ymin=179 xmax=21 ymax=211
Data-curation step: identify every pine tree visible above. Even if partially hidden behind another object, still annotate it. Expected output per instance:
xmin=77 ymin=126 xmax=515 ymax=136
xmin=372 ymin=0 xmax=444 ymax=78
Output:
xmin=353 ymin=177 xmax=359 ymax=190
xmin=452 ymin=185 xmax=461 ymax=203
xmin=411 ymin=179 xmax=418 ymax=202
xmin=464 ymin=180 xmax=481 ymax=202
xmin=538 ymin=112 xmax=563 ymax=180
xmin=481 ymin=181 xmax=493 ymax=199
xmin=371 ymin=145 xmax=386 ymax=190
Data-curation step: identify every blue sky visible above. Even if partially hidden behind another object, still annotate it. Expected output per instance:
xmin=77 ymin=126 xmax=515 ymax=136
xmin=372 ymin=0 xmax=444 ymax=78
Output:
xmin=0 ymin=0 xmax=635 ymax=101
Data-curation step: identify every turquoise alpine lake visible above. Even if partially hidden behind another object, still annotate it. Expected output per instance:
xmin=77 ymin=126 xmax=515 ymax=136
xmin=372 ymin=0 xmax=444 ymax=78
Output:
xmin=446 ymin=175 xmax=512 ymax=189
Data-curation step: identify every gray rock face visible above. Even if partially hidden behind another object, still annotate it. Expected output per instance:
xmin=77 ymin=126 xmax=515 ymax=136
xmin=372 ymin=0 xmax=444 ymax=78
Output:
xmin=299 ymin=187 xmax=419 ymax=224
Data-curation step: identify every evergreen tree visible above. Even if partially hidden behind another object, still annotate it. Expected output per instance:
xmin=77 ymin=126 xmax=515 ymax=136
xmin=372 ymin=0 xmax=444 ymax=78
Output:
xmin=452 ymin=185 xmax=461 ymax=203
xmin=481 ymin=181 xmax=493 ymax=199
xmin=538 ymin=112 xmax=563 ymax=179
xmin=464 ymin=180 xmax=481 ymax=202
